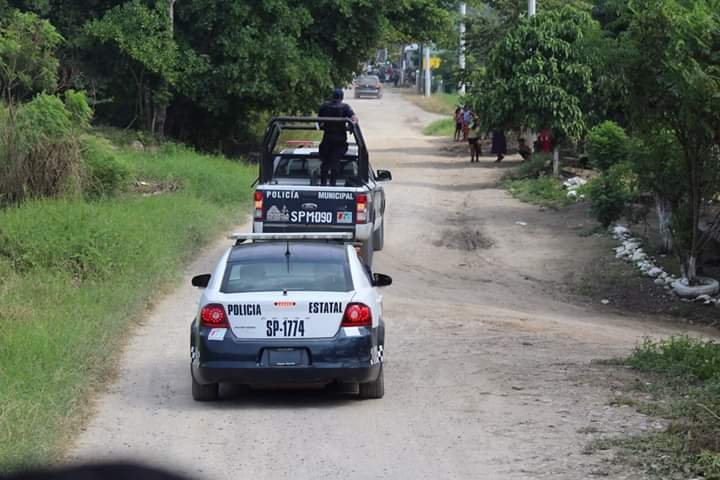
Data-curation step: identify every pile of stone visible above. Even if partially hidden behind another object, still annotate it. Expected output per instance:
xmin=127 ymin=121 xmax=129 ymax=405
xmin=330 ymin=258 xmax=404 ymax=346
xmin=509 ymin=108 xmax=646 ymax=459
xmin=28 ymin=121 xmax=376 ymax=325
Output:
xmin=563 ymin=177 xmax=587 ymax=200
xmin=611 ymin=225 xmax=720 ymax=306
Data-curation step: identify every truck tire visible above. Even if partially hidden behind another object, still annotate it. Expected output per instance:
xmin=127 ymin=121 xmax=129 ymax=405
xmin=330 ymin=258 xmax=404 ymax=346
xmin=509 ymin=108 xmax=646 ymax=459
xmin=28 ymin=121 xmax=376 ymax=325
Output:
xmin=359 ymin=366 xmax=384 ymax=399
xmin=373 ymin=220 xmax=384 ymax=251
xmin=361 ymin=235 xmax=374 ymax=267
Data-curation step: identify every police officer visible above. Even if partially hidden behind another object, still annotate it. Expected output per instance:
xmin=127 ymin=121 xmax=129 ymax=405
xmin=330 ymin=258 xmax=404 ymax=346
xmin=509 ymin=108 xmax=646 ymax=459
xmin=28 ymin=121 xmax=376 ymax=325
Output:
xmin=318 ymin=88 xmax=358 ymax=186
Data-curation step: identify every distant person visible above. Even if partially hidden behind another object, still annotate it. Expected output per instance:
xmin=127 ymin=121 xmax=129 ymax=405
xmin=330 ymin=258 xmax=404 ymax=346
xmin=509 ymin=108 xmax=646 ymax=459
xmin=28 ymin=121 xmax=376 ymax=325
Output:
xmin=453 ymin=107 xmax=463 ymax=142
xmin=318 ymin=88 xmax=358 ymax=186
xmin=535 ymin=128 xmax=553 ymax=153
xmin=491 ymin=130 xmax=507 ymax=163
xmin=461 ymin=105 xmax=472 ymax=141
xmin=468 ymin=117 xmax=482 ymax=163
xmin=518 ymin=137 xmax=532 ymax=161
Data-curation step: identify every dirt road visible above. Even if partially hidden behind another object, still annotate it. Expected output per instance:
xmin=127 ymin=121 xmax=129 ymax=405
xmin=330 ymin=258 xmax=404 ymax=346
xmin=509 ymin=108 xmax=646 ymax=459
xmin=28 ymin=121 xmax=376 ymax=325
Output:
xmin=70 ymin=90 xmax=704 ymax=479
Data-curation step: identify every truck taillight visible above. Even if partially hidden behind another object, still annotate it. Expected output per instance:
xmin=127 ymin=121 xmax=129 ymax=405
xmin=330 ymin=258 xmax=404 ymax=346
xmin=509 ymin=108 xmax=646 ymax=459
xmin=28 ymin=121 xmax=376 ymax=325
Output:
xmin=342 ymin=303 xmax=372 ymax=327
xmin=254 ymin=191 xmax=263 ymax=221
xmin=356 ymin=194 xmax=368 ymax=224
xmin=200 ymin=304 xmax=229 ymax=328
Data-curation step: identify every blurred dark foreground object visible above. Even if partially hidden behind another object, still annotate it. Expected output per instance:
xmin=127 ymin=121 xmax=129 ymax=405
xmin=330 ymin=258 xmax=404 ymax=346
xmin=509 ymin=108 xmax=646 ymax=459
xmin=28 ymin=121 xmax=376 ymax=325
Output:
xmin=1 ymin=463 xmax=194 ymax=480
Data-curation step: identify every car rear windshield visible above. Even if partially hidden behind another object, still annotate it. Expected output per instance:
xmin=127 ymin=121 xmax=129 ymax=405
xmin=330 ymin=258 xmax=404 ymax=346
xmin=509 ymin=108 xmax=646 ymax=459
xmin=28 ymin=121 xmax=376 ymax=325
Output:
xmin=221 ymin=257 xmax=353 ymax=293
xmin=358 ymin=76 xmax=379 ymax=85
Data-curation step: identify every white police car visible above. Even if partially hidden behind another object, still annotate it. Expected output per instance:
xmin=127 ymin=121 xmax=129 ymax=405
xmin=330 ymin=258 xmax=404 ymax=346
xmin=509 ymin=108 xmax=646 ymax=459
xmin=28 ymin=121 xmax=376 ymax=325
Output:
xmin=189 ymin=233 xmax=391 ymax=401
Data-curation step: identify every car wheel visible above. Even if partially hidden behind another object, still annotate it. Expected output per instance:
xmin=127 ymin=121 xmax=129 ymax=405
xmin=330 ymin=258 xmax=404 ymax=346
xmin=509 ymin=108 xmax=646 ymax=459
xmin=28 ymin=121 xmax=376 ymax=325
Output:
xmin=373 ymin=219 xmax=384 ymax=251
xmin=359 ymin=366 xmax=384 ymax=399
xmin=191 ymin=372 xmax=219 ymax=401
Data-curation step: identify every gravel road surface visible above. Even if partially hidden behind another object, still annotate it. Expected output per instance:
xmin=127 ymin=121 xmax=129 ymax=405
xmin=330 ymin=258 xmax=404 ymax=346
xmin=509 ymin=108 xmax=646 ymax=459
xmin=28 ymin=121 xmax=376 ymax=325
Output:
xmin=69 ymin=89 xmax=706 ymax=479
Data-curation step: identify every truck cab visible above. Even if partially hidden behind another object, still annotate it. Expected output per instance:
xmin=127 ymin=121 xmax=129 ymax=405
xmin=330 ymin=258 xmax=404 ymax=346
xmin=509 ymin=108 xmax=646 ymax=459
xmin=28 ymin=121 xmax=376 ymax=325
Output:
xmin=253 ymin=117 xmax=391 ymax=266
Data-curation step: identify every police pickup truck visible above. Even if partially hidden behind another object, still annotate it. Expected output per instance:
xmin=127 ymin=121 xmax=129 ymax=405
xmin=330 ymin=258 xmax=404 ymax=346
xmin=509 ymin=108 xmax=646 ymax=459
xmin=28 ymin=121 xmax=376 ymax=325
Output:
xmin=253 ymin=117 xmax=391 ymax=266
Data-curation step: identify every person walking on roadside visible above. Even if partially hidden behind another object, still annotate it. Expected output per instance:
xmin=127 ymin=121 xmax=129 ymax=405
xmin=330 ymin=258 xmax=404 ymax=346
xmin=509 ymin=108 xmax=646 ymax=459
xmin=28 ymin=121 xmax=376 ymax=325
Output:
xmin=468 ymin=117 xmax=482 ymax=162
xmin=491 ymin=129 xmax=507 ymax=163
xmin=453 ymin=107 xmax=463 ymax=142
xmin=318 ymin=88 xmax=358 ymax=186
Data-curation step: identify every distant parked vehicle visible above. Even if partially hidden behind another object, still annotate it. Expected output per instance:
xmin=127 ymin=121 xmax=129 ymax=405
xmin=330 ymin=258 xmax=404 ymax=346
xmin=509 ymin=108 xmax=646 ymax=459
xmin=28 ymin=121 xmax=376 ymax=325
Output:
xmin=354 ymin=75 xmax=383 ymax=99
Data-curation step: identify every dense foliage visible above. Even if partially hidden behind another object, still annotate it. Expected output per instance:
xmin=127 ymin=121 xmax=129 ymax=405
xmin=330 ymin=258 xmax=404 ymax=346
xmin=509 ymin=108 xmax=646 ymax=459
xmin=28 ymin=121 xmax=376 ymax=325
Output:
xmin=1 ymin=0 xmax=452 ymax=150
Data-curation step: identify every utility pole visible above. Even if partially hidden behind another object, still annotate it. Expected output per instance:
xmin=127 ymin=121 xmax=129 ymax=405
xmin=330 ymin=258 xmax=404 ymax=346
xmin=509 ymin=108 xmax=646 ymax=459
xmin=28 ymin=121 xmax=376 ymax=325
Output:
xmin=528 ymin=0 xmax=536 ymax=16
xmin=424 ymin=44 xmax=431 ymax=97
xmin=459 ymin=2 xmax=466 ymax=94
xmin=399 ymin=45 xmax=405 ymax=85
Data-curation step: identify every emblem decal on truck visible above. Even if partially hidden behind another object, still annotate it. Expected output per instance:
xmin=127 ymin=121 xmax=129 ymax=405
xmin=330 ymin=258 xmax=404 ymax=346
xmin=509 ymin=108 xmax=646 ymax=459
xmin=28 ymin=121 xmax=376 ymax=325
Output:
xmin=336 ymin=211 xmax=353 ymax=224
xmin=266 ymin=205 xmax=289 ymax=222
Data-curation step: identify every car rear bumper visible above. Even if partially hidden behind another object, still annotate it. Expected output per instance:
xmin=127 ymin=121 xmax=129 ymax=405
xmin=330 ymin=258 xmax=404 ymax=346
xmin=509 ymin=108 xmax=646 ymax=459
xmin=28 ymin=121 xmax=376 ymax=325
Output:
xmin=355 ymin=88 xmax=381 ymax=96
xmin=191 ymin=322 xmax=384 ymax=386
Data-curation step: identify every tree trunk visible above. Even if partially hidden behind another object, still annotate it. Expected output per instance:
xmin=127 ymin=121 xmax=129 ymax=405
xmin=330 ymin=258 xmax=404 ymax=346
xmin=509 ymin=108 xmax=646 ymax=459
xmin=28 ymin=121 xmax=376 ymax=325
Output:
xmin=155 ymin=104 xmax=167 ymax=139
xmin=552 ymin=146 xmax=560 ymax=177
xmin=685 ymin=255 xmax=698 ymax=284
xmin=655 ymin=194 xmax=673 ymax=253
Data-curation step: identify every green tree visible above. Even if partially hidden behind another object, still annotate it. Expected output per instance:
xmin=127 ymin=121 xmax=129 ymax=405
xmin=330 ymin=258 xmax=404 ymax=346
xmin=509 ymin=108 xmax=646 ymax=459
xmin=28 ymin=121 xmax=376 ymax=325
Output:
xmin=623 ymin=0 xmax=720 ymax=284
xmin=467 ymin=5 xmax=599 ymax=175
xmin=0 ymin=10 xmax=62 ymax=108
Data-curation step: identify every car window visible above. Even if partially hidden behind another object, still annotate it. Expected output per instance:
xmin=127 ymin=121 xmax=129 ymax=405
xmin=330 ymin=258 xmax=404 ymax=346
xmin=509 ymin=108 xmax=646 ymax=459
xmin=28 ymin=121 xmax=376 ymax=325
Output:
xmin=222 ymin=257 xmax=353 ymax=293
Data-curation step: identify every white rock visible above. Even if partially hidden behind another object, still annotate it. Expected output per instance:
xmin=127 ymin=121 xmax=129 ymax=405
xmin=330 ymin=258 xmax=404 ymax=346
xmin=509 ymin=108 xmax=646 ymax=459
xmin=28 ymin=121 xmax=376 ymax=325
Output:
xmin=648 ymin=268 xmax=664 ymax=277
xmin=601 ymin=299 xmax=610 ymax=305
xmin=654 ymin=278 xmax=666 ymax=286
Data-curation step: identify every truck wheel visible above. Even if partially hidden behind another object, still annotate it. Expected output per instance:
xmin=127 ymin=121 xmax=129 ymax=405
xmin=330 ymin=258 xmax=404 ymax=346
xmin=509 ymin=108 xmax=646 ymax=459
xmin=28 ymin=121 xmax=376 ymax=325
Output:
xmin=361 ymin=236 xmax=374 ymax=267
xmin=373 ymin=220 xmax=384 ymax=251
xmin=359 ymin=366 xmax=384 ymax=399
xmin=192 ymin=372 xmax=219 ymax=401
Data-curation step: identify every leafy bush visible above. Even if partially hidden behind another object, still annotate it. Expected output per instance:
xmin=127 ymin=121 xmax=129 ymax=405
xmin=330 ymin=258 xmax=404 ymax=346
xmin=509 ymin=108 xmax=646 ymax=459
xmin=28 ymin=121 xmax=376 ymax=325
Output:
xmin=1 ymin=91 xmax=93 ymax=203
xmin=81 ymin=136 xmax=130 ymax=198
xmin=587 ymin=120 xmax=630 ymax=171
xmin=586 ymin=162 xmax=634 ymax=227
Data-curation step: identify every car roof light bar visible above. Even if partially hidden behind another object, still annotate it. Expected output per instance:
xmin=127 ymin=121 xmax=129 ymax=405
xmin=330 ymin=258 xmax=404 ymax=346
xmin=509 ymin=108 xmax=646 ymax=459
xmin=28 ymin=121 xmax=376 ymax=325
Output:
xmin=228 ymin=232 xmax=354 ymax=242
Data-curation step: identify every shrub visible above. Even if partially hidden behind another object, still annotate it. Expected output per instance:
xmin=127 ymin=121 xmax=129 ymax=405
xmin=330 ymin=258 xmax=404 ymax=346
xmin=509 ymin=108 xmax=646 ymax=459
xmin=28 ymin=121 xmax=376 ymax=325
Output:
xmin=504 ymin=153 xmax=551 ymax=181
xmin=586 ymin=162 xmax=635 ymax=227
xmin=587 ymin=120 xmax=630 ymax=171
xmin=81 ymin=136 xmax=130 ymax=198
xmin=0 ymin=91 xmax=92 ymax=203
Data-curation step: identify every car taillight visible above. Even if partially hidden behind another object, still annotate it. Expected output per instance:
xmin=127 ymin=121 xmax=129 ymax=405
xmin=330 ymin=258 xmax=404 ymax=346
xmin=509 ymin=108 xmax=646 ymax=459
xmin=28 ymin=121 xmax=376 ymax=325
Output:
xmin=342 ymin=303 xmax=372 ymax=327
xmin=200 ymin=304 xmax=229 ymax=328
xmin=356 ymin=194 xmax=368 ymax=224
xmin=254 ymin=191 xmax=263 ymax=221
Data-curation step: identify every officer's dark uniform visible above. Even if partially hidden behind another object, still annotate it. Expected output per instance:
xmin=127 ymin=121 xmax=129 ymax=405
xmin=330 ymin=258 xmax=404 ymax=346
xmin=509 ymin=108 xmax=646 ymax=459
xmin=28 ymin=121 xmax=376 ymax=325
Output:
xmin=318 ymin=90 xmax=356 ymax=186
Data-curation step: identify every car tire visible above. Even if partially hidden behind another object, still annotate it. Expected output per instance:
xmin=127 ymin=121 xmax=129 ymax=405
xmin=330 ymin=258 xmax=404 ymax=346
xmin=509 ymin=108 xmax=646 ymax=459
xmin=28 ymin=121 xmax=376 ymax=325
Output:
xmin=191 ymin=372 xmax=219 ymax=401
xmin=359 ymin=366 xmax=384 ymax=399
xmin=373 ymin=219 xmax=384 ymax=251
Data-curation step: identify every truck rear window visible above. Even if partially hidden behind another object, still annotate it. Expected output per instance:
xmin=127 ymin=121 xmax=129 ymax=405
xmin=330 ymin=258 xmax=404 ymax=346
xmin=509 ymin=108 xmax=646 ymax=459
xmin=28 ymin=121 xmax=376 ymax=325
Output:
xmin=274 ymin=156 xmax=358 ymax=179
xmin=221 ymin=258 xmax=352 ymax=293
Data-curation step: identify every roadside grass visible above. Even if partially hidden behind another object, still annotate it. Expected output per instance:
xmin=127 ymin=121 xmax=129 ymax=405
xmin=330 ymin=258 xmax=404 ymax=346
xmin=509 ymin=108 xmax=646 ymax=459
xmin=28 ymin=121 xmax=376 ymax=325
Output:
xmin=422 ymin=118 xmax=456 ymax=137
xmin=0 ymin=140 xmax=255 ymax=471
xmin=402 ymin=92 xmax=460 ymax=115
xmin=598 ymin=337 xmax=720 ymax=479
xmin=502 ymin=176 xmax=575 ymax=209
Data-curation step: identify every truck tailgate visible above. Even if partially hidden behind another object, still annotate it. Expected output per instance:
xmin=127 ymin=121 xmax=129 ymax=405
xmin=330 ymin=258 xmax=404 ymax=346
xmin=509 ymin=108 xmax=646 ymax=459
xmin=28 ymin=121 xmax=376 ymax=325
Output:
xmin=259 ymin=188 xmax=358 ymax=229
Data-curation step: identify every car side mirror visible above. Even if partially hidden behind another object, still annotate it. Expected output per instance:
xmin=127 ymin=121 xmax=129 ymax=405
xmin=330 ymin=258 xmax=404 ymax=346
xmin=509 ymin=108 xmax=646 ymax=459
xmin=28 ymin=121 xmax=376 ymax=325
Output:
xmin=376 ymin=169 xmax=392 ymax=182
xmin=372 ymin=273 xmax=393 ymax=287
xmin=191 ymin=274 xmax=211 ymax=288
